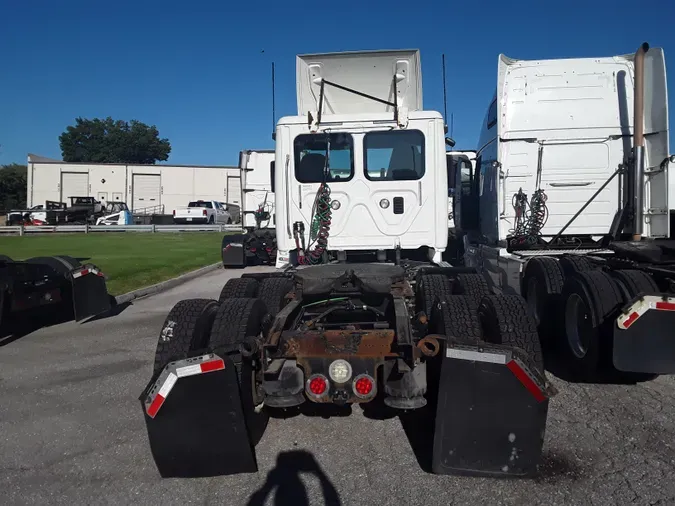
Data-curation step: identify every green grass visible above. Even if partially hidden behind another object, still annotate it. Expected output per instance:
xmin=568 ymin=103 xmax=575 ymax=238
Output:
xmin=0 ymin=232 xmax=225 ymax=295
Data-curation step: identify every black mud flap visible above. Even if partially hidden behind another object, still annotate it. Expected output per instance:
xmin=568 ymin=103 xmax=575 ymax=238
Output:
xmin=222 ymin=233 xmax=246 ymax=267
xmin=613 ymin=294 xmax=675 ymax=374
xmin=140 ymin=353 xmax=257 ymax=478
xmin=432 ymin=340 xmax=555 ymax=477
xmin=71 ymin=266 xmax=111 ymax=321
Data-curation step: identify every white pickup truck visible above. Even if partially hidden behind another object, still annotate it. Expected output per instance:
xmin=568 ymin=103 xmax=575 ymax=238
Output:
xmin=173 ymin=200 xmax=232 ymax=225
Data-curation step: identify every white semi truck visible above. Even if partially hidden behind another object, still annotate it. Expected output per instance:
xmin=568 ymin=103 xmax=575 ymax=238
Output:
xmin=449 ymin=43 xmax=675 ymax=382
xmin=141 ymin=48 xmax=556 ymax=480
xmin=220 ymin=149 xmax=277 ymax=266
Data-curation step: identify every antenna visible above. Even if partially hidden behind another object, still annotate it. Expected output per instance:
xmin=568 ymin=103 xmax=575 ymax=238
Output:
xmin=271 ymin=61 xmax=276 ymax=140
xmin=442 ymin=54 xmax=448 ymax=130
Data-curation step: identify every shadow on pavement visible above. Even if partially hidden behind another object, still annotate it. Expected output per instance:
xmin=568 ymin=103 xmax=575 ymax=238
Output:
xmin=268 ymin=404 xmax=352 ymax=420
xmin=1 ymin=295 xmax=130 ymax=346
xmin=247 ymin=450 xmax=341 ymax=506
xmin=0 ymin=306 xmax=75 ymax=346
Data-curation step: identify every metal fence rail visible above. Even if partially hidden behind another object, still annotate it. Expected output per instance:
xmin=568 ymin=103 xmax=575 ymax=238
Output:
xmin=0 ymin=224 xmax=243 ymax=235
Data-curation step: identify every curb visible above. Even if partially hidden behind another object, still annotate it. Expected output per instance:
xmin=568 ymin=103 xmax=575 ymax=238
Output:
xmin=114 ymin=262 xmax=223 ymax=305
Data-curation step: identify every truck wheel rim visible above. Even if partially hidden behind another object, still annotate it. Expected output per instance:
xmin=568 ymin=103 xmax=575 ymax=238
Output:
xmin=526 ymin=277 xmax=540 ymax=325
xmin=565 ymin=293 xmax=592 ymax=359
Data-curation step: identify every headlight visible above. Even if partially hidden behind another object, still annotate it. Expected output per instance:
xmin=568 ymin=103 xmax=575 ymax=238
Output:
xmin=331 ymin=200 xmax=341 ymax=210
xmin=379 ymin=198 xmax=390 ymax=209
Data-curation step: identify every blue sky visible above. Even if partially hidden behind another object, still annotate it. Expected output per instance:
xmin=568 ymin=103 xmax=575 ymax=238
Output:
xmin=1 ymin=0 xmax=674 ymax=167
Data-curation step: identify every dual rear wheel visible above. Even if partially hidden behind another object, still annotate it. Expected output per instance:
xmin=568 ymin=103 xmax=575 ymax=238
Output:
xmin=152 ymin=275 xmax=295 ymax=447
xmin=521 ymin=256 xmax=659 ymax=382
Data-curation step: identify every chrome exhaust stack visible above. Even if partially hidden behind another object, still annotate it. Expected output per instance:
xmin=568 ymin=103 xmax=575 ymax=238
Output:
xmin=632 ymin=42 xmax=649 ymax=241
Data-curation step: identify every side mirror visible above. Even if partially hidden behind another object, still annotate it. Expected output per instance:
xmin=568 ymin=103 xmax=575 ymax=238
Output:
xmin=445 ymin=137 xmax=456 ymax=148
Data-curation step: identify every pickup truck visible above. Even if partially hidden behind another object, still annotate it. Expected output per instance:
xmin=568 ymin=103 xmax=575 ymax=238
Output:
xmin=173 ymin=200 xmax=232 ymax=224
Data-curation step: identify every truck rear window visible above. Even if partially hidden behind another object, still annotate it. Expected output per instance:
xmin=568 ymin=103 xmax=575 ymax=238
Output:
xmin=188 ymin=201 xmax=213 ymax=208
xmin=364 ymin=130 xmax=425 ymax=181
xmin=294 ymin=133 xmax=354 ymax=183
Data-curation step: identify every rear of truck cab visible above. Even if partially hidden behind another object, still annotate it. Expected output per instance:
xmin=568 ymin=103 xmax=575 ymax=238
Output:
xmin=274 ymin=111 xmax=449 ymax=262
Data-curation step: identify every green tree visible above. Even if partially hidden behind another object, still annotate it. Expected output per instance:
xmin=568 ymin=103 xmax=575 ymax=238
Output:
xmin=0 ymin=163 xmax=27 ymax=210
xmin=59 ymin=117 xmax=171 ymax=164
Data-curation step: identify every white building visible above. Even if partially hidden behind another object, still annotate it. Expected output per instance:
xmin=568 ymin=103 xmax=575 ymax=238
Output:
xmin=26 ymin=154 xmax=242 ymax=215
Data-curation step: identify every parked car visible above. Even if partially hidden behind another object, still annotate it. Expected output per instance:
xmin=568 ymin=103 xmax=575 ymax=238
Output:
xmin=173 ymin=200 xmax=232 ymax=224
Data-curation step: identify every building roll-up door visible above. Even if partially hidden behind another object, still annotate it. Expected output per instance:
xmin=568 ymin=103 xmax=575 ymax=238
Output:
xmin=61 ymin=172 xmax=89 ymax=202
xmin=132 ymin=174 xmax=161 ymax=212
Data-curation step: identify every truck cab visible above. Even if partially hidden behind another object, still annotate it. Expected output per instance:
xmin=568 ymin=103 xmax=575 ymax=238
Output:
xmin=273 ymin=50 xmax=449 ymax=268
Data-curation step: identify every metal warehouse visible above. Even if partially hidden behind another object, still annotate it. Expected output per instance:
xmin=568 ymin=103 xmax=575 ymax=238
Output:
xmin=26 ymin=154 xmax=242 ymax=215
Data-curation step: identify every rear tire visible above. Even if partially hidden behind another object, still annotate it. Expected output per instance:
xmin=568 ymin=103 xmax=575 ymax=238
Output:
xmin=416 ymin=274 xmax=453 ymax=318
xmin=478 ymin=294 xmax=544 ymax=373
xmin=209 ymin=298 xmax=270 ymax=445
xmin=453 ymin=273 xmax=491 ymax=305
xmin=521 ymin=257 xmax=564 ymax=341
xmin=558 ymin=255 xmax=596 ymax=277
xmin=153 ymin=299 xmax=220 ymax=375
xmin=430 ymin=295 xmax=483 ymax=343
xmin=218 ymin=278 xmax=259 ymax=303
xmin=557 ymin=271 xmax=623 ymax=381
xmin=610 ymin=269 xmax=659 ymax=301
xmin=257 ymin=277 xmax=293 ymax=316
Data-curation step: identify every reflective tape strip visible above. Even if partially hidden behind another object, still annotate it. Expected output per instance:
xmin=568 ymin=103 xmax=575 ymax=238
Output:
xmin=446 ymin=348 xmax=507 ymax=364
xmin=72 ymin=267 xmax=102 ymax=279
xmin=200 ymin=359 xmax=225 ymax=373
xmin=159 ymin=372 xmax=178 ymax=397
xmin=617 ymin=295 xmax=675 ymax=329
xmin=146 ymin=394 xmax=165 ymax=418
xmin=147 ymin=373 xmax=177 ymax=418
xmin=176 ymin=364 xmax=202 ymax=377
xmin=144 ymin=355 xmax=225 ymax=418
xmin=506 ymin=360 xmax=546 ymax=403
xmin=176 ymin=359 xmax=225 ymax=377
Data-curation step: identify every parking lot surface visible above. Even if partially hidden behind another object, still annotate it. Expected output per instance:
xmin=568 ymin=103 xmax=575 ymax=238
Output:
xmin=1 ymin=266 xmax=674 ymax=506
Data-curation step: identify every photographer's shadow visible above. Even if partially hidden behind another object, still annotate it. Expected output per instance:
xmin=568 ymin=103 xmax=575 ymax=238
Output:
xmin=247 ymin=450 xmax=341 ymax=506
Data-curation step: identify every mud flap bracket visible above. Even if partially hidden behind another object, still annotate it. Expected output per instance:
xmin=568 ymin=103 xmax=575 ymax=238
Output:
xmin=140 ymin=353 xmax=257 ymax=478
xmin=432 ymin=340 xmax=554 ymax=477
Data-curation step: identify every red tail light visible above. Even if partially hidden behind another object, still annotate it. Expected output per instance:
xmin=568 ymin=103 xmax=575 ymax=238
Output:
xmin=203 ymin=209 xmax=207 ymax=216
xmin=353 ymin=374 xmax=375 ymax=398
xmin=306 ymin=374 xmax=329 ymax=398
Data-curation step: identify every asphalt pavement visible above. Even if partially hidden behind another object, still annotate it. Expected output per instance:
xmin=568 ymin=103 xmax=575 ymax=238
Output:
xmin=1 ymin=266 xmax=674 ymax=506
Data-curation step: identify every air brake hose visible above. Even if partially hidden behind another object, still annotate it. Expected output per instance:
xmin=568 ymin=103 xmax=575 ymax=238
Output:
xmin=298 ymin=182 xmax=332 ymax=265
